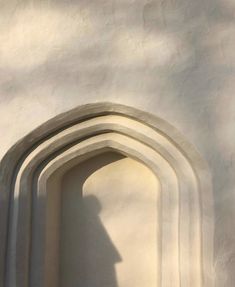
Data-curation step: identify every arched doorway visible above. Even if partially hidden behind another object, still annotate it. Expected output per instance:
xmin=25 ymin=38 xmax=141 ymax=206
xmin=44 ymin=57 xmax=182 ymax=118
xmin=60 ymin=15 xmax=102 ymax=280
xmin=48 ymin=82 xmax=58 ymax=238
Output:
xmin=0 ymin=103 xmax=214 ymax=287
xmin=45 ymin=152 xmax=159 ymax=287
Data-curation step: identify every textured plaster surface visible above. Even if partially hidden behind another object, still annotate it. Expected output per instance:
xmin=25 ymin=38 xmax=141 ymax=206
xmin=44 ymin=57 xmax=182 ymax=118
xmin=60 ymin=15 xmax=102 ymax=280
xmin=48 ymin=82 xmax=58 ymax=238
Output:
xmin=0 ymin=0 xmax=234 ymax=286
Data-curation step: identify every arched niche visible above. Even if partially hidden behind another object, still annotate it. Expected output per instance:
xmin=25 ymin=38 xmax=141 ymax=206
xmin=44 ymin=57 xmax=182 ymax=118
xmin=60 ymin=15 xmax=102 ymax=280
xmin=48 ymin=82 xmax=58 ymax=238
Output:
xmin=45 ymin=152 xmax=160 ymax=287
xmin=0 ymin=103 xmax=214 ymax=287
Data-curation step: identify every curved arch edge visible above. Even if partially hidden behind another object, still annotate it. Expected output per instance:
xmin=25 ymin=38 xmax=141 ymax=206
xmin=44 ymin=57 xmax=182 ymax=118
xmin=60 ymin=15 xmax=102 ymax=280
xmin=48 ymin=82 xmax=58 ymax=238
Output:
xmin=0 ymin=102 xmax=214 ymax=287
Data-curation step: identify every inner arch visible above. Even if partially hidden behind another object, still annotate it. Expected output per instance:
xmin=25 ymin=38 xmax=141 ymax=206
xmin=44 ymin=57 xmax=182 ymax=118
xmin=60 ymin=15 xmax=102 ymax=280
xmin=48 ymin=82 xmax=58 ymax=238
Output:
xmin=45 ymin=152 xmax=160 ymax=287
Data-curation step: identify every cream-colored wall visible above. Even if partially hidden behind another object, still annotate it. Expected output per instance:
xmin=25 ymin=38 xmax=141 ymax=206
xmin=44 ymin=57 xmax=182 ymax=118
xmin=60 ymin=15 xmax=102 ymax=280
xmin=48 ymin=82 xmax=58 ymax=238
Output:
xmin=0 ymin=1 xmax=235 ymax=286
xmin=46 ymin=152 xmax=159 ymax=287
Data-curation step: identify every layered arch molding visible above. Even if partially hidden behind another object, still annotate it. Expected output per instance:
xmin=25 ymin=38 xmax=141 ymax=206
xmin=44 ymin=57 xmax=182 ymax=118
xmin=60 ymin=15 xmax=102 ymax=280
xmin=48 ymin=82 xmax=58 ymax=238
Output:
xmin=0 ymin=103 xmax=214 ymax=287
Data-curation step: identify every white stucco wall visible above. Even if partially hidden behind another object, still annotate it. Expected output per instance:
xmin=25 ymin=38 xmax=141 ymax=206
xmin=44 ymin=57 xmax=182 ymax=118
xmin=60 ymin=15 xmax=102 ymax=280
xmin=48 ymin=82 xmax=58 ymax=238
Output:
xmin=0 ymin=0 xmax=235 ymax=286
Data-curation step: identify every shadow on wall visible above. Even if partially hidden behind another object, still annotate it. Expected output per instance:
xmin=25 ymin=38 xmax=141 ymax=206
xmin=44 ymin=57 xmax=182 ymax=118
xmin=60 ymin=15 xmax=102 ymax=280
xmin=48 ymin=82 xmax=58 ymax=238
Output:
xmin=59 ymin=152 xmax=124 ymax=287
xmin=61 ymin=194 xmax=121 ymax=287
xmin=1 ymin=0 xmax=235 ymax=286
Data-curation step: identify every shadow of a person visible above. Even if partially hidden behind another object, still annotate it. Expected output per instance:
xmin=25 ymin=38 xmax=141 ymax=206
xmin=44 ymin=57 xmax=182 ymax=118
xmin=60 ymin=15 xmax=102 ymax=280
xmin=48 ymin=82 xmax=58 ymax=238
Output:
xmin=60 ymin=153 xmax=124 ymax=287
xmin=60 ymin=194 xmax=122 ymax=287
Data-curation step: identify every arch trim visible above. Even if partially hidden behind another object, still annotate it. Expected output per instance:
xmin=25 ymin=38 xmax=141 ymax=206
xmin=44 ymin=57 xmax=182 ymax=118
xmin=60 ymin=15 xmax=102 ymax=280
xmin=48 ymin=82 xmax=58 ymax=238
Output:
xmin=0 ymin=103 xmax=214 ymax=287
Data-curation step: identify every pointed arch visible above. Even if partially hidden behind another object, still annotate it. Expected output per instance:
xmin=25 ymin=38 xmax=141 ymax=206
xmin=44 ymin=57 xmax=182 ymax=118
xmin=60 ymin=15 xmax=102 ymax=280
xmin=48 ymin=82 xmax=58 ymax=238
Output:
xmin=0 ymin=103 xmax=214 ymax=287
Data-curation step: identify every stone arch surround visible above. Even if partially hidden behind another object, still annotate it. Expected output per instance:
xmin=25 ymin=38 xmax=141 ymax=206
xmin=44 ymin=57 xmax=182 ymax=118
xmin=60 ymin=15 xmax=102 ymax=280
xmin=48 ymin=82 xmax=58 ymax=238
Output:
xmin=0 ymin=103 xmax=214 ymax=287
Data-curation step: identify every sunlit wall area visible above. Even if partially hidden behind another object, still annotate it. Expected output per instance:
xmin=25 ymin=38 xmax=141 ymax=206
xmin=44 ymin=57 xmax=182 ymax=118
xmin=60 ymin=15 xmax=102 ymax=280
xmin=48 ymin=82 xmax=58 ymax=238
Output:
xmin=0 ymin=1 xmax=235 ymax=286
